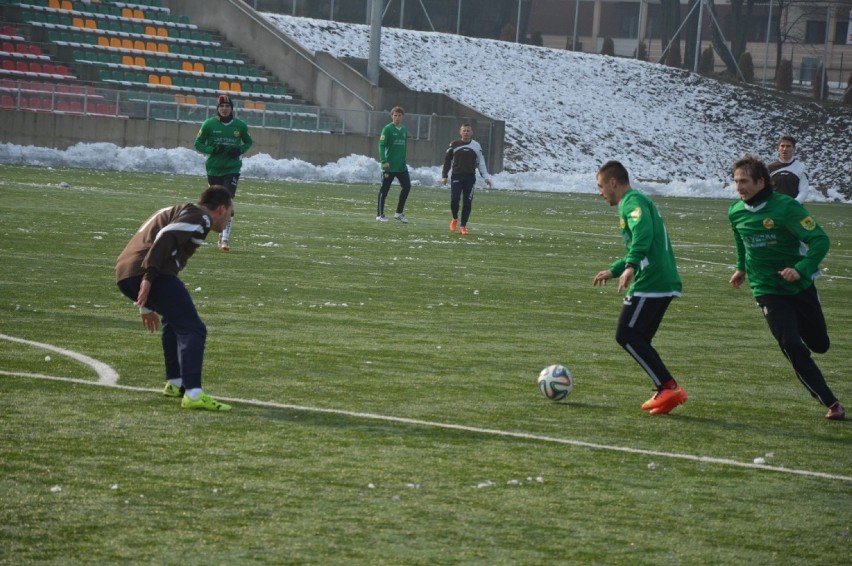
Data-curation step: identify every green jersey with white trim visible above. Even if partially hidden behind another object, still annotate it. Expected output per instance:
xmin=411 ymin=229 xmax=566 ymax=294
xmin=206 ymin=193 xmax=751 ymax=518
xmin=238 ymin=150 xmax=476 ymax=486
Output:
xmin=609 ymin=189 xmax=682 ymax=297
xmin=378 ymin=122 xmax=408 ymax=173
xmin=728 ymin=191 xmax=829 ymax=297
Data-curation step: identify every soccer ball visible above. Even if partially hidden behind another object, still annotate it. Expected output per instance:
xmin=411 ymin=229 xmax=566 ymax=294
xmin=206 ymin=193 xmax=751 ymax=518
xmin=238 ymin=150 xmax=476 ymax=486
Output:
xmin=537 ymin=364 xmax=574 ymax=401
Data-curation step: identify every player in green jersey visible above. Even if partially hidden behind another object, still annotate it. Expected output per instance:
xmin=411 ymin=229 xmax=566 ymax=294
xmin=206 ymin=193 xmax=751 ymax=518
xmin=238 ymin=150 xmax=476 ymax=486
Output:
xmin=376 ymin=106 xmax=411 ymax=223
xmin=593 ymin=161 xmax=687 ymax=415
xmin=195 ymin=94 xmax=253 ymax=252
xmin=729 ymin=155 xmax=844 ymax=420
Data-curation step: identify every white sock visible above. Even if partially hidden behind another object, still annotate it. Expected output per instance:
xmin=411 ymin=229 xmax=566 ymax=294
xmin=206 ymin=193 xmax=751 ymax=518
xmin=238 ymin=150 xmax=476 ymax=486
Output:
xmin=168 ymin=378 xmax=182 ymax=387
xmin=221 ymin=219 xmax=232 ymax=242
xmin=185 ymin=388 xmax=202 ymax=400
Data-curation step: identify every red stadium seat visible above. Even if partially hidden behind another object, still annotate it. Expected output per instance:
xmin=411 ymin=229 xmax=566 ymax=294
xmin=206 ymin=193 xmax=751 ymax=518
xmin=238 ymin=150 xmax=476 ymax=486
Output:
xmin=16 ymin=61 xmax=28 ymax=73
xmin=43 ymin=63 xmax=55 ymax=75
xmin=29 ymin=61 xmax=42 ymax=74
xmin=55 ymin=65 xmax=69 ymax=76
xmin=2 ymin=60 xmax=15 ymax=72
xmin=1 ymin=41 xmax=13 ymax=53
xmin=1 ymin=94 xmax=15 ymax=108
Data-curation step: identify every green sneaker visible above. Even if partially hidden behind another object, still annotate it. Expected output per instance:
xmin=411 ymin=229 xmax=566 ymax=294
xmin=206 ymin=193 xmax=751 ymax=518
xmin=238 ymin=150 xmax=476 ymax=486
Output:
xmin=162 ymin=382 xmax=184 ymax=398
xmin=181 ymin=392 xmax=232 ymax=412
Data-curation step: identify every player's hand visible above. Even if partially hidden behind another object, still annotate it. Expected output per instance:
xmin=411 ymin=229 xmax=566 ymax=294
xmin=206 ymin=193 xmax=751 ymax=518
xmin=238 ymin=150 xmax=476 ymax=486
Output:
xmin=227 ymin=147 xmax=241 ymax=158
xmin=729 ymin=270 xmax=746 ymax=288
xmin=778 ymin=267 xmax=801 ymax=282
xmin=135 ymin=279 xmax=151 ymax=307
xmin=617 ymin=266 xmax=635 ymax=293
xmin=485 ymin=179 xmax=493 ymax=188
xmin=440 ymin=177 xmax=448 ymax=185
xmin=592 ymin=270 xmax=613 ymax=287
xmin=140 ymin=311 xmax=160 ymax=333
xmin=382 ymin=162 xmax=390 ymax=170
xmin=211 ymin=144 xmax=225 ymax=155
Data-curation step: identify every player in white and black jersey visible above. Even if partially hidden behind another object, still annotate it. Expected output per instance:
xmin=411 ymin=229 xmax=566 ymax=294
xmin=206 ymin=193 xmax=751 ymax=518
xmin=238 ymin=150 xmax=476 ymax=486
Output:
xmin=440 ymin=123 xmax=493 ymax=235
xmin=767 ymin=135 xmax=810 ymax=203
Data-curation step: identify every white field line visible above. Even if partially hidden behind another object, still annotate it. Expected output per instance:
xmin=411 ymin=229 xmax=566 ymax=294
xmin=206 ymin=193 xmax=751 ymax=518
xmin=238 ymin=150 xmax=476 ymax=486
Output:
xmin=1 ymin=370 xmax=851 ymax=484
xmin=0 ymin=333 xmax=118 ymax=384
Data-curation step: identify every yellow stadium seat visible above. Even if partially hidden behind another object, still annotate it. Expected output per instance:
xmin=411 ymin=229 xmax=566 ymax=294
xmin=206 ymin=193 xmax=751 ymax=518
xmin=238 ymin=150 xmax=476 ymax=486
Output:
xmin=218 ymin=80 xmax=230 ymax=91
xmin=85 ymin=20 xmax=97 ymax=30
xmin=122 ymin=39 xmax=133 ymax=50
xmin=72 ymin=17 xmax=85 ymax=28
xmin=157 ymin=27 xmax=168 ymax=38
xmin=148 ymin=74 xmax=160 ymax=85
xmin=121 ymin=55 xmax=134 ymax=66
xmin=157 ymin=43 xmax=168 ymax=53
xmin=97 ymin=36 xmax=109 ymax=47
xmin=181 ymin=61 xmax=193 ymax=73
xmin=121 ymin=8 xmax=133 ymax=19
xmin=193 ymin=62 xmax=204 ymax=73
xmin=109 ymin=38 xmax=121 ymax=49
xmin=160 ymin=75 xmax=172 ymax=87
xmin=61 ymin=1 xmax=72 ymax=10
xmin=134 ymin=57 xmax=145 ymax=67
xmin=144 ymin=26 xmax=157 ymax=37
xmin=145 ymin=42 xmax=157 ymax=53
xmin=133 ymin=9 xmax=144 ymax=20
xmin=48 ymin=0 xmax=61 ymax=10
xmin=186 ymin=95 xmax=198 ymax=106
xmin=254 ymin=101 xmax=266 ymax=111
xmin=229 ymin=82 xmax=241 ymax=93
xmin=133 ymin=40 xmax=145 ymax=51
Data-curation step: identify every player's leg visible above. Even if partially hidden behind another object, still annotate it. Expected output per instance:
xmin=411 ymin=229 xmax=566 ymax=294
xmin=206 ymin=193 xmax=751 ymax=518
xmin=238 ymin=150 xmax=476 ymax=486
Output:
xmin=219 ymin=175 xmax=239 ymax=250
xmin=757 ymin=293 xmax=839 ymax=408
xmin=615 ymin=295 xmax=676 ymax=388
xmin=449 ymin=177 xmax=462 ymax=230
xmin=793 ymin=284 xmax=829 ymax=354
xmin=460 ymin=176 xmax=475 ymax=227
xmin=395 ymin=171 xmax=411 ymax=216
xmin=377 ymin=172 xmax=393 ymax=220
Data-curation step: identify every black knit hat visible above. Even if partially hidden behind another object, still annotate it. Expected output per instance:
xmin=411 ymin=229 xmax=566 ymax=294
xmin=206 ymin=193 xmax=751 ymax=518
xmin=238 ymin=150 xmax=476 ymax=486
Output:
xmin=217 ymin=94 xmax=233 ymax=107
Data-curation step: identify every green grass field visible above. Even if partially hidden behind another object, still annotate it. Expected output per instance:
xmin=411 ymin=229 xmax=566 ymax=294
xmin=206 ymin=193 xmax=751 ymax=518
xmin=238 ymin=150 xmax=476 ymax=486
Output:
xmin=1 ymin=166 xmax=850 ymax=565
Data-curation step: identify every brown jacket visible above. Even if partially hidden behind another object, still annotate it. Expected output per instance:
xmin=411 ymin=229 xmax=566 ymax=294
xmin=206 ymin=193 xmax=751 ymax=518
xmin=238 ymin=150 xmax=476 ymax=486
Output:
xmin=115 ymin=203 xmax=212 ymax=283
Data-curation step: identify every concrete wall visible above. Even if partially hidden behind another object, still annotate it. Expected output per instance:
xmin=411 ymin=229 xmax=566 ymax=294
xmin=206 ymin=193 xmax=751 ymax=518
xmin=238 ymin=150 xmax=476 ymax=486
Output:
xmin=0 ymin=109 xmax=436 ymax=166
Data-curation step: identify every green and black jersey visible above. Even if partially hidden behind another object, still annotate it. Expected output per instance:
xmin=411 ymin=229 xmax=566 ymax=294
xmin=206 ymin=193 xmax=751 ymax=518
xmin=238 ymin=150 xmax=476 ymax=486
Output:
xmin=378 ymin=122 xmax=408 ymax=173
xmin=609 ymin=189 xmax=682 ymax=298
xmin=194 ymin=115 xmax=253 ymax=177
xmin=729 ymin=191 xmax=829 ymax=297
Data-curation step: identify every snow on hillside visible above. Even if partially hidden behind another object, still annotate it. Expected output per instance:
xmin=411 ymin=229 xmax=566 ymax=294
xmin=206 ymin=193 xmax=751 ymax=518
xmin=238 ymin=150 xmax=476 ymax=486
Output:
xmin=264 ymin=14 xmax=852 ymax=198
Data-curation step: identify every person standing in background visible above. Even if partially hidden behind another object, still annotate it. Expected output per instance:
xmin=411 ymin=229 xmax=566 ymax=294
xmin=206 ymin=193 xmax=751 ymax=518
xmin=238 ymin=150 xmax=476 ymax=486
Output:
xmin=767 ymin=135 xmax=810 ymax=203
xmin=195 ymin=94 xmax=253 ymax=251
xmin=376 ymin=106 xmax=411 ymax=223
xmin=441 ymin=123 xmax=493 ymax=235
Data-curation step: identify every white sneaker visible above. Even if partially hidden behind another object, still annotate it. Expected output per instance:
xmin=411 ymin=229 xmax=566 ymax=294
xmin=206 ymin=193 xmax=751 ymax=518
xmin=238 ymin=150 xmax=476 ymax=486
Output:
xmin=394 ymin=212 xmax=408 ymax=224
xmin=376 ymin=215 xmax=388 ymax=222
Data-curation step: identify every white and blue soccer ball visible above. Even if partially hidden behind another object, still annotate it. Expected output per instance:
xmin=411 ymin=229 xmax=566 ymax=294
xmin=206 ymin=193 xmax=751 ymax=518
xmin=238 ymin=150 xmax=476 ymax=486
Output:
xmin=537 ymin=364 xmax=574 ymax=401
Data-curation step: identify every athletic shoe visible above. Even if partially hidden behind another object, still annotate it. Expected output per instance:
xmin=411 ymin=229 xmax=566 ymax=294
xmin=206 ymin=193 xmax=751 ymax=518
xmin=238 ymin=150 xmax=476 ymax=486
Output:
xmin=450 ymin=219 xmax=458 ymax=232
xmin=825 ymin=402 xmax=846 ymax=420
xmin=219 ymin=240 xmax=230 ymax=252
xmin=394 ymin=212 xmax=408 ymax=224
xmin=376 ymin=215 xmax=388 ymax=222
xmin=162 ymin=382 xmax=184 ymax=398
xmin=459 ymin=226 xmax=468 ymax=235
xmin=641 ymin=386 xmax=687 ymax=414
xmin=181 ymin=392 xmax=232 ymax=412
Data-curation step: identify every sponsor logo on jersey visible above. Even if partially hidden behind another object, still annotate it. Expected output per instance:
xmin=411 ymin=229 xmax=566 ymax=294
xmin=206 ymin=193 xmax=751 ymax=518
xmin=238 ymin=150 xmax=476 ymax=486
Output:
xmin=762 ymin=218 xmax=775 ymax=230
xmin=630 ymin=207 xmax=642 ymax=221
